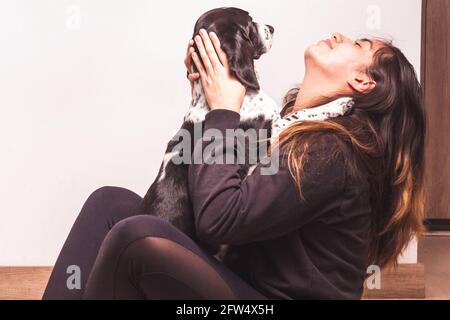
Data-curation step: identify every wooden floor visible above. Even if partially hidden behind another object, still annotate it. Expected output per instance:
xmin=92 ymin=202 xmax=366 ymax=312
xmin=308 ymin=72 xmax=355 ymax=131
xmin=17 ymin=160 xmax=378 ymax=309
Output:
xmin=0 ymin=265 xmax=426 ymax=300
xmin=0 ymin=267 xmax=52 ymax=300
xmin=362 ymin=264 xmax=425 ymax=299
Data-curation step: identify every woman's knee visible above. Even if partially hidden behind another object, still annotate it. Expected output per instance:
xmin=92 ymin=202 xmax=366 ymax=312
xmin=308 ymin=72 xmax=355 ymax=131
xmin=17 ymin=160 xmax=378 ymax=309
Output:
xmin=86 ymin=186 xmax=141 ymax=207
xmin=81 ymin=186 xmax=142 ymax=224
xmin=107 ymin=215 xmax=180 ymax=245
xmin=101 ymin=215 xmax=198 ymax=260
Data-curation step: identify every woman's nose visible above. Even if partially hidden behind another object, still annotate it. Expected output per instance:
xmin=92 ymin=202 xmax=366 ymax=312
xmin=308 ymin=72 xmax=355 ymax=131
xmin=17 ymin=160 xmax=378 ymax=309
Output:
xmin=332 ymin=33 xmax=343 ymax=43
xmin=332 ymin=32 xmax=352 ymax=44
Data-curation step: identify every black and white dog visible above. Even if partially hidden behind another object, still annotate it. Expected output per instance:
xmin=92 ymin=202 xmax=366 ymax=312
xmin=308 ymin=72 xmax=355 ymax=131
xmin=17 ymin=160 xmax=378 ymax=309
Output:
xmin=138 ymin=8 xmax=279 ymax=250
xmin=138 ymin=7 xmax=354 ymax=253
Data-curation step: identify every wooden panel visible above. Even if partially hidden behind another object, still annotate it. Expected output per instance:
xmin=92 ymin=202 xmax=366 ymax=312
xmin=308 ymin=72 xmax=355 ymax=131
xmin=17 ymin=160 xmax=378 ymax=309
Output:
xmin=422 ymin=0 xmax=450 ymax=219
xmin=363 ymin=264 xmax=425 ymax=299
xmin=0 ymin=267 xmax=52 ymax=300
xmin=418 ymin=235 xmax=450 ymax=299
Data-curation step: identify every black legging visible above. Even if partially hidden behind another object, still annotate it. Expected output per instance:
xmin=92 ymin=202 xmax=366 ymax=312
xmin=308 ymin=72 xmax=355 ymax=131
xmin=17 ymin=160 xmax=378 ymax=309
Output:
xmin=43 ymin=187 xmax=266 ymax=300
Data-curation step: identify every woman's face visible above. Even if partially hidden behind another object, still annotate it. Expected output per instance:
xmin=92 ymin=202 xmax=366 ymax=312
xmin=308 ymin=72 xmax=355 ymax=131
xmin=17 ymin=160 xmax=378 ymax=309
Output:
xmin=305 ymin=32 xmax=382 ymax=94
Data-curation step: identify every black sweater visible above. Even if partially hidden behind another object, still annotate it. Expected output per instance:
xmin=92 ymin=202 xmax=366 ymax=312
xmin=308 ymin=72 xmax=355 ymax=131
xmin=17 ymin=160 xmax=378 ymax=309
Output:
xmin=188 ymin=109 xmax=371 ymax=300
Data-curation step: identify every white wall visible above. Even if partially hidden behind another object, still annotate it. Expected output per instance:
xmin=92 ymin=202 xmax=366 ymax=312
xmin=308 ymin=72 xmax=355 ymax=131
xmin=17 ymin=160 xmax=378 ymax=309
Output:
xmin=0 ymin=0 xmax=422 ymax=265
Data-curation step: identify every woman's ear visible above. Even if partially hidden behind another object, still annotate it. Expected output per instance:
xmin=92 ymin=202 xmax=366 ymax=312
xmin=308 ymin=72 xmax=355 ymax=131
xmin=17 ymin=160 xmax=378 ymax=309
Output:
xmin=221 ymin=36 xmax=260 ymax=92
xmin=348 ymin=72 xmax=376 ymax=94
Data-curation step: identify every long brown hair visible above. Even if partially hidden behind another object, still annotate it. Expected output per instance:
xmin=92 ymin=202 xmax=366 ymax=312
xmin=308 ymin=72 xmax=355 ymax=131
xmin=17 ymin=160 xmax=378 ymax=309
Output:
xmin=273 ymin=41 xmax=426 ymax=269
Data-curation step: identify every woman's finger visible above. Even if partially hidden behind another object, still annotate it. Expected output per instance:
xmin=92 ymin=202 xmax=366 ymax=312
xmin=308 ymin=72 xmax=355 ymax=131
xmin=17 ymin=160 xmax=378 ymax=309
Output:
xmin=191 ymin=52 xmax=207 ymax=78
xmin=209 ymin=32 xmax=229 ymax=68
xmin=188 ymin=73 xmax=200 ymax=82
xmin=185 ymin=39 xmax=194 ymax=57
xmin=184 ymin=40 xmax=195 ymax=72
xmin=187 ymin=39 xmax=194 ymax=52
xmin=199 ymin=29 xmax=221 ymax=68
xmin=194 ymin=35 xmax=214 ymax=75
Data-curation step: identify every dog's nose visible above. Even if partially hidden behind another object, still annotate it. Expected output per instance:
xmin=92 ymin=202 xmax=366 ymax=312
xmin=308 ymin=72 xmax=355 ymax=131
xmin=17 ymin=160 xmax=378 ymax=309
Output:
xmin=267 ymin=25 xmax=275 ymax=34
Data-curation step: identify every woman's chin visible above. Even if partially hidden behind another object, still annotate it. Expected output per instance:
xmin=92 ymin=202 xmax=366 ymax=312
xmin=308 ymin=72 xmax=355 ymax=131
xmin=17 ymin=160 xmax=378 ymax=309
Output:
xmin=305 ymin=45 xmax=329 ymax=63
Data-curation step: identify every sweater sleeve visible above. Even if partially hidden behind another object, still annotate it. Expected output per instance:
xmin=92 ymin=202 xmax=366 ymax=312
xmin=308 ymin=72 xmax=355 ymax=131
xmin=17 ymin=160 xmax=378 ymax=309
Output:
xmin=188 ymin=109 xmax=347 ymax=245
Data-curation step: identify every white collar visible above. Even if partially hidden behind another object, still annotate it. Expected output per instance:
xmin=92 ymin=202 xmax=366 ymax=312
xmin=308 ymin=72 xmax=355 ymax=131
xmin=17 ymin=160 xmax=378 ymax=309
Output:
xmin=272 ymin=97 xmax=354 ymax=137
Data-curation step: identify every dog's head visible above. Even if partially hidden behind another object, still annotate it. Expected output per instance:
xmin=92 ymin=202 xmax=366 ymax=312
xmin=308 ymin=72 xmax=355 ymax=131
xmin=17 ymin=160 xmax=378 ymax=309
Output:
xmin=193 ymin=7 xmax=274 ymax=92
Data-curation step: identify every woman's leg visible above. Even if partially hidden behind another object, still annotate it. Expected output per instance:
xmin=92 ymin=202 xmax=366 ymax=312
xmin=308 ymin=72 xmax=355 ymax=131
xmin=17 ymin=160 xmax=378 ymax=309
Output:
xmin=83 ymin=215 xmax=267 ymax=300
xmin=43 ymin=186 xmax=142 ymax=300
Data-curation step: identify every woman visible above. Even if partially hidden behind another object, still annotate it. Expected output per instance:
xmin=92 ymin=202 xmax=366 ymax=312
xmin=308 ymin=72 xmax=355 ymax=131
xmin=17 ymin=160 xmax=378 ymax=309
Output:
xmin=43 ymin=30 xmax=426 ymax=300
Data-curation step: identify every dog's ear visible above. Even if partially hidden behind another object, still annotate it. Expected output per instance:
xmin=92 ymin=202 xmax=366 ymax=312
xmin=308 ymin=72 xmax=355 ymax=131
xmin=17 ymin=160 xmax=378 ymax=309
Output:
xmin=220 ymin=34 xmax=260 ymax=92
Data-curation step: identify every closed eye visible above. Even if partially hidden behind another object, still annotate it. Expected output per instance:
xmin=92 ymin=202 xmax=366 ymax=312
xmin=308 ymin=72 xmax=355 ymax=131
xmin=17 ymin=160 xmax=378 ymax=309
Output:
xmin=356 ymin=38 xmax=373 ymax=50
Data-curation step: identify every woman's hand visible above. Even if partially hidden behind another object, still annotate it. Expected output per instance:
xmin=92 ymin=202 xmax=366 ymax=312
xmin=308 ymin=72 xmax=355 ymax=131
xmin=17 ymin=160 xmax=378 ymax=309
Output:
xmin=191 ymin=29 xmax=246 ymax=113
